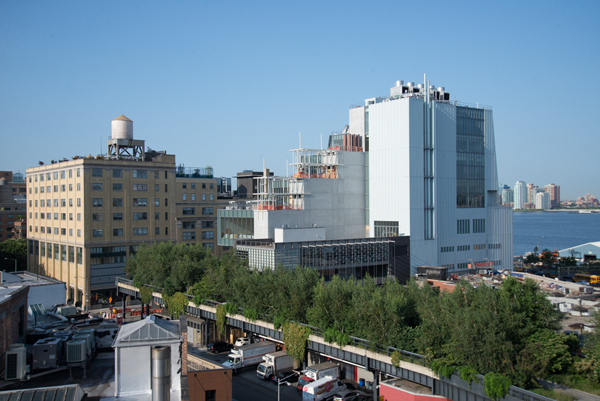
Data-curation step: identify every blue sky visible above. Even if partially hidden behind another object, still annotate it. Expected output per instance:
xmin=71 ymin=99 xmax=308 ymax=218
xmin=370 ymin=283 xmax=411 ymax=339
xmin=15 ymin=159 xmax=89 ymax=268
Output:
xmin=1 ymin=1 xmax=598 ymax=200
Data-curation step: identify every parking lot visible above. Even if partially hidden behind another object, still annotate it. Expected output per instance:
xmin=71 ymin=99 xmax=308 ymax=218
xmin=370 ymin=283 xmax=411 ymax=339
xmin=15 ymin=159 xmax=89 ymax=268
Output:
xmin=189 ymin=345 xmax=301 ymax=401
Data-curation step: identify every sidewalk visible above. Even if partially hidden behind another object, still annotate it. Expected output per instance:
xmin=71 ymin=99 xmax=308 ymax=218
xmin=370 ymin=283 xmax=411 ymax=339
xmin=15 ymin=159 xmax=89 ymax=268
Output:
xmin=538 ymin=379 xmax=600 ymax=401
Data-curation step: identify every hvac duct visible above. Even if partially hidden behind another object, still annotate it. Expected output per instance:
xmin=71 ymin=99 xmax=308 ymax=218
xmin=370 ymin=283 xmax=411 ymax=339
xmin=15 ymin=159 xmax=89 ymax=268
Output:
xmin=152 ymin=345 xmax=171 ymax=401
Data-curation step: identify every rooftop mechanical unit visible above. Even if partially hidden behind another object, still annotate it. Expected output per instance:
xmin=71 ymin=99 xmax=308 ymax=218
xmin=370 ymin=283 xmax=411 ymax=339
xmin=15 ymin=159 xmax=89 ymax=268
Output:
xmin=33 ymin=337 xmax=60 ymax=370
xmin=77 ymin=329 xmax=96 ymax=349
xmin=73 ymin=334 xmax=92 ymax=356
xmin=66 ymin=340 xmax=87 ymax=363
xmin=56 ymin=306 xmax=77 ymax=317
xmin=5 ymin=343 xmax=26 ymax=380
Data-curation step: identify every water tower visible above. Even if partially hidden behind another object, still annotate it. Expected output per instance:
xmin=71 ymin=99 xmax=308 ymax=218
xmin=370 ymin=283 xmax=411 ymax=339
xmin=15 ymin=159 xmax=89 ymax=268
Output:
xmin=107 ymin=114 xmax=145 ymax=160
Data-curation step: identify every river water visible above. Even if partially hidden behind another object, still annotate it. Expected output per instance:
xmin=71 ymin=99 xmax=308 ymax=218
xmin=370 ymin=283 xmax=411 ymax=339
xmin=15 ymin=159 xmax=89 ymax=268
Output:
xmin=513 ymin=211 xmax=600 ymax=256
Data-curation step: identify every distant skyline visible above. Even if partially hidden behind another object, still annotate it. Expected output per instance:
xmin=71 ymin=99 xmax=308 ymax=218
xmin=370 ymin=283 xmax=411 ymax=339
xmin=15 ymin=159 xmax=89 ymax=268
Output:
xmin=1 ymin=1 xmax=599 ymax=200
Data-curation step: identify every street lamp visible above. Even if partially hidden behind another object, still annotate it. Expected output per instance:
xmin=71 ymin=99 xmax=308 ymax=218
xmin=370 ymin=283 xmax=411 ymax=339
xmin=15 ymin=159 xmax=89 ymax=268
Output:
xmin=277 ymin=373 xmax=296 ymax=401
xmin=4 ymin=258 xmax=17 ymax=272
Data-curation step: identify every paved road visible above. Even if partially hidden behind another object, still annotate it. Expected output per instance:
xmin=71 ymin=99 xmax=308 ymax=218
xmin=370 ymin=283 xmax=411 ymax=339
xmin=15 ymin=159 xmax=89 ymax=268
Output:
xmin=189 ymin=346 xmax=301 ymax=401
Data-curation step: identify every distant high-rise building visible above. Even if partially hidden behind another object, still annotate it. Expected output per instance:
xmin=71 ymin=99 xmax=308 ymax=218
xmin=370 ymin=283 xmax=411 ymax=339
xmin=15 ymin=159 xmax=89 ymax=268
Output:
xmin=514 ymin=181 xmax=527 ymax=209
xmin=502 ymin=188 xmax=514 ymax=206
xmin=544 ymin=184 xmax=560 ymax=208
xmin=535 ymin=192 xmax=550 ymax=210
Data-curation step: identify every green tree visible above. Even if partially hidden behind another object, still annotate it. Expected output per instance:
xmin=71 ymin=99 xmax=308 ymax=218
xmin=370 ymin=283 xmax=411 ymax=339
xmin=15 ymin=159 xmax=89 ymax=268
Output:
xmin=168 ymin=292 xmax=189 ymax=319
xmin=0 ymin=238 xmax=27 ymax=270
xmin=140 ymin=286 xmax=153 ymax=316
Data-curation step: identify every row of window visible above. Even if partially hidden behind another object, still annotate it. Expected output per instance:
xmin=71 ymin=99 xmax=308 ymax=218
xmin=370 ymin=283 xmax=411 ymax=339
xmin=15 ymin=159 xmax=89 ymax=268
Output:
xmin=182 ymin=182 xmax=213 ymax=190
xmin=34 ymin=242 xmax=83 ymax=265
xmin=30 ymin=182 xmax=81 ymax=194
xmin=93 ymin=169 xmax=168 ymax=179
xmin=442 ymin=243 xmax=500 ymax=253
xmin=30 ymin=169 xmax=82 ymax=182
xmin=182 ymin=207 xmax=213 ymax=215
xmin=182 ymin=193 xmax=213 ymax=201
xmin=92 ymin=227 xmax=169 ymax=237
xmin=32 ymin=226 xmax=81 ymax=237
xmin=182 ymin=231 xmax=214 ymax=239
xmin=182 ymin=221 xmax=214 ymax=229
xmin=30 ymin=198 xmax=81 ymax=208
xmin=457 ymin=218 xmax=487 ymax=234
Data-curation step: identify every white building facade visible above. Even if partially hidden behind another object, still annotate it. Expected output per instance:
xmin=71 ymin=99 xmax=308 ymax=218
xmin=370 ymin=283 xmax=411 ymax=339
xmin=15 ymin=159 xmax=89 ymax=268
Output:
xmin=349 ymin=80 xmax=512 ymax=274
xmin=535 ymin=192 xmax=550 ymax=210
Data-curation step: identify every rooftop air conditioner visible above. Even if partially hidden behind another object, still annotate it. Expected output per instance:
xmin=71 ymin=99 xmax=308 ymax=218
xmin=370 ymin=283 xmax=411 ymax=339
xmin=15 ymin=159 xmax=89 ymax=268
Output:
xmin=5 ymin=344 xmax=26 ymax=380
xmin=66 ymin=340 xmax=87 ymax=363
xmin=73 ymin=334 xmax=92 ymax=356
xmin=77 ymin=329 xmax=96 ymax=349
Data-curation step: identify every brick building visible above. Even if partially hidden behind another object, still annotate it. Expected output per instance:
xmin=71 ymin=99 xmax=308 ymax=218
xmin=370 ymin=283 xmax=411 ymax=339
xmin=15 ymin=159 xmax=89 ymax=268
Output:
xmin=0 ymin=285 xmax=28 ymax=377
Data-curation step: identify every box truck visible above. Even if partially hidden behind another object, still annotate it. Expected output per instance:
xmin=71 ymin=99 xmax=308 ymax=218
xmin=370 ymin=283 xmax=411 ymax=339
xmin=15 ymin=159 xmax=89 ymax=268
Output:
xmin=297 ymin=361 xmax=340 ymax=392
xmin=302 ymin=376 xmax=345 ymax=401
xmin=257 ymin=350 xmax=294 ymax=380
xmin=222 ymin=341 xmax=276 ymax=372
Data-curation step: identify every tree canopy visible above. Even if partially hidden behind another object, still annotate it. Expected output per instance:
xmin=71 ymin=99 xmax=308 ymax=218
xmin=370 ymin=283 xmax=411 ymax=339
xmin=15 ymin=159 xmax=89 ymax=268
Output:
xmin=128 ymin=243 xmax=571 ymax=390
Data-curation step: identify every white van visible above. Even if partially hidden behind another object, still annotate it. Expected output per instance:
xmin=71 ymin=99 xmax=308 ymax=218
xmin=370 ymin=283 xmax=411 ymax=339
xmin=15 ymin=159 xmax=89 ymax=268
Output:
xmin=302 ymin=376 xmax=346 ymax=401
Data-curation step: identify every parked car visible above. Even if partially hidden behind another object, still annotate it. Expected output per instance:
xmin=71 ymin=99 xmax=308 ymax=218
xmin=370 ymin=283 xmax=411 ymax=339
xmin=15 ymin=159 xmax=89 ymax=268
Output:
xmin=207 ymin=341 xmax=233 ymax=354
xmin=333 ymin=390 xmax=368 ymax=401
xmin=234 ymin=337 xmax=250 ymax=348
xmin=272 ymin=370 xmax=300 ymax=384
xmin=577 ymin=280 xmax=590 ymax=286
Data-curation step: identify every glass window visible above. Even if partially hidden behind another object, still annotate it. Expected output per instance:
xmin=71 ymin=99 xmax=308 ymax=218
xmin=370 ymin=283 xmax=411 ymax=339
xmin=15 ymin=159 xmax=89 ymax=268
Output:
xmin=191 ymin=194 xmax=195 ymax=201
xmin=210 ymin=184 xmax=213 ymax=189
xmin=69 ymin=184 xmax=72 ymax=191
xmin=133 ymin=198 xmax=147 ymax=206
xmin=133 ymin=184 xmax=147 ymax=191
xmin=202 ymin=221 xmax=214 ymax=228
xmin=113 ymin=228 xmax=123 ymax=237
xmin=77 ymin=168 xmax=80 ymax=177
xmin=77 ymin=213 xmax=80 ymax=221
xmin=92 ymin=198 xmax=103 ymax=207
xmin=93 ymin=229 xmax=103 ymax=237
xmin=132 ymin=170 xmax=147 ymax=178
xmin=61 ymin=184 xmax=65 ymax=192
xmin=191 ymin=183 xmax=195 ymax=189
xmin=92 ymin=168 xmax=103 ymax=177
xmin=61 ymin=199 xmax=66 ymax=207
xmin=69 ymin=213 xmax=73 ymax=220
xmin=133 ymin=212 xmax=148 ymax=220
xmin=53 ymin=172 xmax=58 ymax=179
xmin=113 ymin=169 xmax=123 ymax=178
xmin=183 ymin=222 xmax=195 ymax=229
xmin=77 ymin=198 xmax=81 ymax=206
xmin=155 ymin=227 xmax=160 ymax=235
xmin=77 ymin=229 xmax=81 ymax=237
xmin=202 ymin=207 xmax=213 ymax=215
xmin=69 ymin=198 xmax=73 ymax=206
xmin=183 ymin=232 xmax=195 ymax=240
xmin=202 ymin=194 xmax=206 ymax=201
xmin=210 ymin=194 xmax=214 ymax=201
xmin=77 ymin=183 xmax=81 ymax=191
xmin=183 ymin=194 xmax=187 ymax=201
xmin=155 ymin=212 xmax=159 ymax=220
xmin=165 ymin=184 xmax=168 ymax=192
xmin=69 ymin=169 xmax=72 ymax=178
xmin=113 ymin=183 xmax=123 ymax=191
xmin=77 ymin=247 xmax=82 ymax=264
xmin=182 ymin=183 xmax=187 ymax=189
xmin=133 ymin=227 xmax=148 ymax=235
xmin=92 ymin=213 xmax=103 ymax=221
xmin=155 ymin=184 xmax=159 ymax=191
xmin=61 ymin=171 xmax=65 ymax=179
xmin=182 ymin=207 xmax=195 ymax=215
xmin=202 ymin=231 xmax=214 ymax=239
xmin=165 ymin=198 xmax=168 ymax=206
xmin=68 ymin=246 xmax=74 ymax=262
xmin=113 ymin=198 xmax=123 ymax=207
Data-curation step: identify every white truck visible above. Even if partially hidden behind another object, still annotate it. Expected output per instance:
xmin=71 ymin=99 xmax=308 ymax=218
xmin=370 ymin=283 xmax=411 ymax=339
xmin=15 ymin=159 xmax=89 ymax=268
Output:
xmin=222 ymin=341 xmax=276 ymax=372
xmin=297 ymin=361 xmax=340 ymax=392
xmin=256 ymin=350 xmax=294 ymax=380
xmin=302 ymin=376 xmax=345 ymax=401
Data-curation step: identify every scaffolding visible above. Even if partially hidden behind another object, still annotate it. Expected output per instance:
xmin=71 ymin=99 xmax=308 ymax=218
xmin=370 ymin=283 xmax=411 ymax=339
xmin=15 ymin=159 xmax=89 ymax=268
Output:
xmin=254 ymin=176 xmax=305 ymax=210
xmin=289 ymin=148 xmax=340 ymax=179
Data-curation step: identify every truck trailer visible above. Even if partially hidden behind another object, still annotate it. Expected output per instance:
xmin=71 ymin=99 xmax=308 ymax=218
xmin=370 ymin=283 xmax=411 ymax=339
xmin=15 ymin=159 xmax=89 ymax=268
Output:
xmin=222 ymin=341 xmax=277 ymax=372
xmin=257 ymin=350 xmax=294 ymax=380
xmin=297 ymin=361 xmax=340 ymax=392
